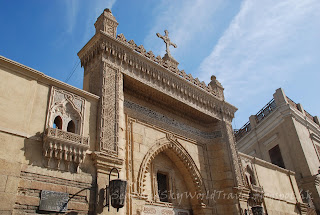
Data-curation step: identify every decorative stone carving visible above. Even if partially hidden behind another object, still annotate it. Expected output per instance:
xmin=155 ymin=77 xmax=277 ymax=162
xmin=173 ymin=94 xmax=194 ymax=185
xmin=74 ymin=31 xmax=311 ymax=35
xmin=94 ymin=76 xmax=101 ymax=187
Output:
xmin=156 ymin=30 xmax=177 ymax=59
xmin=78 ymin=35 xmax=237 ymax=122
xmin=222 ymin=122 xmax=245 ymax=187
xmin=46 ymin=87 xmax=85 ymax=135
xmin=117 ymin=33 xmax=127 ymax=42
xmin=98 ymin=62 xmax=121 ymax=155
xmin=43 ymin=87 xmax=89 ymax=173
xmin=208 ymin=75 xmax=224 ymax=100
xmin=137 ymin=133 xmax=207 ymax=206
xmin=240 ymin=154 xmax=265 ymax=206
xmin=124 ymin=100 xmax=222 ymax=139
xmin=136 ymin=45 xmax=147 ymax=54
xmin=95 ymin=8 xmax=118 ymax=37
xmin=43 ymin=128 xmax=89 ymax=172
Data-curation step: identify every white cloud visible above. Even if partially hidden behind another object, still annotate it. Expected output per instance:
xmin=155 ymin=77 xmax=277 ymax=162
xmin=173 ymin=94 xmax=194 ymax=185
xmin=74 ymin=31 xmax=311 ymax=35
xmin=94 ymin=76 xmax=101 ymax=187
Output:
xmin=143 ymin=0 xmax=224 ymax=58
xmin=65 ymin=0 xmax=79 ymax=34
xmin=197 ymin=0 xmax=320 ymax=126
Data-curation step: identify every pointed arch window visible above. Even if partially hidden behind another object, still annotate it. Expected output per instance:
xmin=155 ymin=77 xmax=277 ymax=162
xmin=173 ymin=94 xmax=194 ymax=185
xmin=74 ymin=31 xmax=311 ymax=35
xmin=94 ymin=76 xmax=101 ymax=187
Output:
xmin=53 ymin=116 xmax=62 ymax=129
xmin=67 ymin=120 xmax=76 ymax=133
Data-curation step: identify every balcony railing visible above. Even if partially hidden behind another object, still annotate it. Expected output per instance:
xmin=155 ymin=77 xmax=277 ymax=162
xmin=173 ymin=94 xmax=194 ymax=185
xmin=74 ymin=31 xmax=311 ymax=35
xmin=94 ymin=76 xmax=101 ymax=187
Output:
xmin=234 ymin=121 xmax=251 ymax=141
xmin=43 ymin=128 xmax=90 ymax=172
xmin=235 ymin=99 xmax=277 ymax=142
xmin=255 ymin=99 xmax=277 ymax=124
xmin=46 ymin=127 xmax=89 ymax=146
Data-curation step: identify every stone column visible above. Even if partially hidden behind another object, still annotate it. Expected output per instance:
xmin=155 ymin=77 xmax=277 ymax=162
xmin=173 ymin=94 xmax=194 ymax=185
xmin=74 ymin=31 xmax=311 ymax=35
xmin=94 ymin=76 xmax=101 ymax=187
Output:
xmin=208 ymin=118 xmax=246 ymax=214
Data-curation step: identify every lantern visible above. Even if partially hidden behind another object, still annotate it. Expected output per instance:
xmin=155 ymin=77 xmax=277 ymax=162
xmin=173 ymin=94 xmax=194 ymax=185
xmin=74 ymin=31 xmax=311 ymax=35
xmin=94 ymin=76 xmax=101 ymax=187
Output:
xmin=106 ymin=167 xmax=127 ymax=212
xmin=251 ymin=206 xmax=263 ymax=215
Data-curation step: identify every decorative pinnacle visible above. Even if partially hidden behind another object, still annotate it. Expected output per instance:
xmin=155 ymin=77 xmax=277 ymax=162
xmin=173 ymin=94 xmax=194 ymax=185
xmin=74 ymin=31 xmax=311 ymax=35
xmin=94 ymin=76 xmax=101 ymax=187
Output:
xmin=156 ymin=30 xmax=177 ymax=58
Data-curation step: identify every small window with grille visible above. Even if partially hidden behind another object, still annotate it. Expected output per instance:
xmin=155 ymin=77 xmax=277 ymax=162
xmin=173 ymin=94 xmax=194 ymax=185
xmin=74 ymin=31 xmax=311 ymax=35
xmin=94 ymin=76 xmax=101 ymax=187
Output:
xmin=157 ymin=172 xmax=169 ymax=202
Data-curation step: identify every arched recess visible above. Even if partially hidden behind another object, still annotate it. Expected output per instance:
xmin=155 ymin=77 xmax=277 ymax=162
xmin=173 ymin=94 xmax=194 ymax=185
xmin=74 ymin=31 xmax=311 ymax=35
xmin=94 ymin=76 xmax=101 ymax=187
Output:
xmin=49 ymin=100 xmax=83 ymax=134
xmin=246 ymin=165 xmax=256 ymax=186
xmin=64 ymin=101 xmax=82 ymax=134
xmin=137 ymin=133 xmax=207 ymax=208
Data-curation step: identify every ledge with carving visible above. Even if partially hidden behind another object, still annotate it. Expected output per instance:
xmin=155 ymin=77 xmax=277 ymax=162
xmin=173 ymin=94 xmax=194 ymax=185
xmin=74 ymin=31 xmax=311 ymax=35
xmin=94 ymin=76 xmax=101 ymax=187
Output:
xmin=249 ymin=185 xmax=264 ymax=205
xmin=78 ymin=32 xmax=237 ymax=122
xmin=43 ymin=128 xmax=89 ymax=170
xmin=91 ymin=151 xmax=124 ymax=174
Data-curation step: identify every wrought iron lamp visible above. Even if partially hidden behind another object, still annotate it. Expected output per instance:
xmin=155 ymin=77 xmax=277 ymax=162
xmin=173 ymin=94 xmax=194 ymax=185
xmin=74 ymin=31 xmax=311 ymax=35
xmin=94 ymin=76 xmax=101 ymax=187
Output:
xmin=106 ymin=167 xmax=127 ymax=212
xmin=251 ymin=205 xmax=263 ymax=215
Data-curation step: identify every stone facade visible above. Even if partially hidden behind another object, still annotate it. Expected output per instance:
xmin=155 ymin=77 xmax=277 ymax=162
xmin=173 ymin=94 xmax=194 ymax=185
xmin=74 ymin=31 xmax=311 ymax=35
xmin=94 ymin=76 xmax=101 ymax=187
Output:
xmin=236 ymin=88 xmax=320 ymax=213
xmin=0 ymin=8 xmax=308 ymax=215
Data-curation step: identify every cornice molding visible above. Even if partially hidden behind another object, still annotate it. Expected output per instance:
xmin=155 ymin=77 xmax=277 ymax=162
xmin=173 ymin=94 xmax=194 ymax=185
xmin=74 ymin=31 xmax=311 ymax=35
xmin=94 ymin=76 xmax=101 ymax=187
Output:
xmin=78 ymin=32 xmax=237 ymax=122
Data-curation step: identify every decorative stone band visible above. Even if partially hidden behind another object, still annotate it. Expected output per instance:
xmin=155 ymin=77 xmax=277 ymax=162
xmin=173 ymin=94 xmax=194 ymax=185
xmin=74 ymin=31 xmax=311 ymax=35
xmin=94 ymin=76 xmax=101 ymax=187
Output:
xmin=117 ymin=34 xmax=223 ymax=98
xmin=78 ymin=32 xmax=237 ymax=122
xmin=47 ymin=127 xmax=89 ymax=145
xmin=43 ymin=128 xmax=89 ymax=164
xmin=124 ymin=100 xmax=222 ymax=139
xmin=84 ymin=32 xmax=220 ymax=98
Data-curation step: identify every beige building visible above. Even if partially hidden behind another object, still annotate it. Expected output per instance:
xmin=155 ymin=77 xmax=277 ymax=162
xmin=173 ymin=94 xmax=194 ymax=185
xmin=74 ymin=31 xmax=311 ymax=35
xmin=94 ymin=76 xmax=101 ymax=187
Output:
xmin=236 ymin=88 xmax=320 ymax=213
xmin=0 ymin=9 xmax=308 ymax=215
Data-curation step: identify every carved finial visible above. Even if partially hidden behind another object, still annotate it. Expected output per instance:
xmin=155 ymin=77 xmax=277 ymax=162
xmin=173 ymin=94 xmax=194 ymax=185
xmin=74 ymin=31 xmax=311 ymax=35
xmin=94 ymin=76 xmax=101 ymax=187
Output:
xmin=95 ymin=8 xmax=118 ymax=37
xmin=156 ymin=30 xmax=177 ymax=58
xmin=209 ymin=75 xmax=224 ymax=99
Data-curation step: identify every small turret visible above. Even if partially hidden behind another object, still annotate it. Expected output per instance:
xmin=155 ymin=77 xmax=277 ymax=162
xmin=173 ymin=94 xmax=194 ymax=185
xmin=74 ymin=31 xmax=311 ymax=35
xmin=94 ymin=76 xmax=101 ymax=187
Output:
xmin=94 ymin=8 xmax=118 ymax=37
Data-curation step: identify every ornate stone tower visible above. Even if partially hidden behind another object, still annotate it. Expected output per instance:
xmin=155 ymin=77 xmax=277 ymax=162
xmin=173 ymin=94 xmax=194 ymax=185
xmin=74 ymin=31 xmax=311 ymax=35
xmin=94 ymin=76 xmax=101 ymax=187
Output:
xmin=78 ymin=8 xmax=125 ymax=214
xmin=78 ymin=8 xmax=249 ymax=215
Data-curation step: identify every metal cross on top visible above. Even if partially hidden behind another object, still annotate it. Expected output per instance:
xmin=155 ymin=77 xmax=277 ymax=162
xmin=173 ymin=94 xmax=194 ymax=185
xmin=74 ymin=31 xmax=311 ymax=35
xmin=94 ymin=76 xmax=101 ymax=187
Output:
xmin=156 ymin=30 xmax=177 ymax=58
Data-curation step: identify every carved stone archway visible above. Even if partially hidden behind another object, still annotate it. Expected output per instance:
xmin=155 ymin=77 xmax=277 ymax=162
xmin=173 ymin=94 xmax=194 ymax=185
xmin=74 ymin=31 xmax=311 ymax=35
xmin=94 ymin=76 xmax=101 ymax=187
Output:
xmin=137 ymin=133 xmax=207 ymax=209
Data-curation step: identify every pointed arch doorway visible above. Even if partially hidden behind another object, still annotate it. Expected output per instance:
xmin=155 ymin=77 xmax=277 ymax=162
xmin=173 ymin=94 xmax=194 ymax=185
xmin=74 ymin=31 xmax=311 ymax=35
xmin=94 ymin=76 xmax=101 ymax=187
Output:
xmin=137 ymin=134 xmax=207 ymax=215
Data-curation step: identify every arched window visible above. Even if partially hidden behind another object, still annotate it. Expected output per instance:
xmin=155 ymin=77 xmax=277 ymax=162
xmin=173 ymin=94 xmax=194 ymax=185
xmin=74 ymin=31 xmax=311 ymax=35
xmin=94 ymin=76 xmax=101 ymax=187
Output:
xmin=246 ymin=166 xmax=256 ymax=186
xmin=53 ymin=116 xmax=62 ymax=129
xmin=67 ymin=120 xmax=76 ymax=133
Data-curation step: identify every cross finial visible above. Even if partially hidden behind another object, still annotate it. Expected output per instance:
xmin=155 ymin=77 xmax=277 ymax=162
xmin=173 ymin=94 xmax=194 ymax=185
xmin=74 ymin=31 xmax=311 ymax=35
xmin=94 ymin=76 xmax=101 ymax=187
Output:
xmin=156 ymin=30 xmax=177 ymax=58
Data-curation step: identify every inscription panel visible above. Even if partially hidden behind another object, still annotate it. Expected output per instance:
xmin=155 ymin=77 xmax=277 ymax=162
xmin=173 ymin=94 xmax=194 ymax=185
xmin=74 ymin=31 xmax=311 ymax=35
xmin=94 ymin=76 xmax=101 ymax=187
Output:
xmin=143 ymin=206 xmax=190 ymax=215
xmin=125 ymin=100 xmax=221 ymax=139
xmin=39 ymin=190 xmax=69 ymax=212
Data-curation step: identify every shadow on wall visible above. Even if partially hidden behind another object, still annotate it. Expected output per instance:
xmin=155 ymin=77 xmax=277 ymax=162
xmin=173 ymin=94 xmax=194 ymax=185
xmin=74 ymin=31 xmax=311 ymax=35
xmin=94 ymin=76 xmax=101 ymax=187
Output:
xmin=22 ymin=131 xmax=96 ymax=175
xmin=22 ymin=132 xmax=98 ymax=214
xmin=22 ymin=132 xmax=44 ymax=167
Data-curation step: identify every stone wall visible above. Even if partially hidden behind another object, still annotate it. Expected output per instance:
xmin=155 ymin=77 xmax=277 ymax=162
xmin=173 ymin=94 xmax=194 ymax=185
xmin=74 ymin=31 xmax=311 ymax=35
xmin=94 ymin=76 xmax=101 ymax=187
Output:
xmin=239 ymin=153 xmax=306 ymax=215
xmin=0 ymin=56 xmax=99 ymax=214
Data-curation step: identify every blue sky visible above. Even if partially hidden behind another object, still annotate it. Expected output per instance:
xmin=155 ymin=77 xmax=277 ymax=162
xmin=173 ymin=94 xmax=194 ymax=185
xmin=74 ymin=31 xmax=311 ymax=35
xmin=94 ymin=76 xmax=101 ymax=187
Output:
xmin=0 ymin=0 xmax=319 ymax=129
